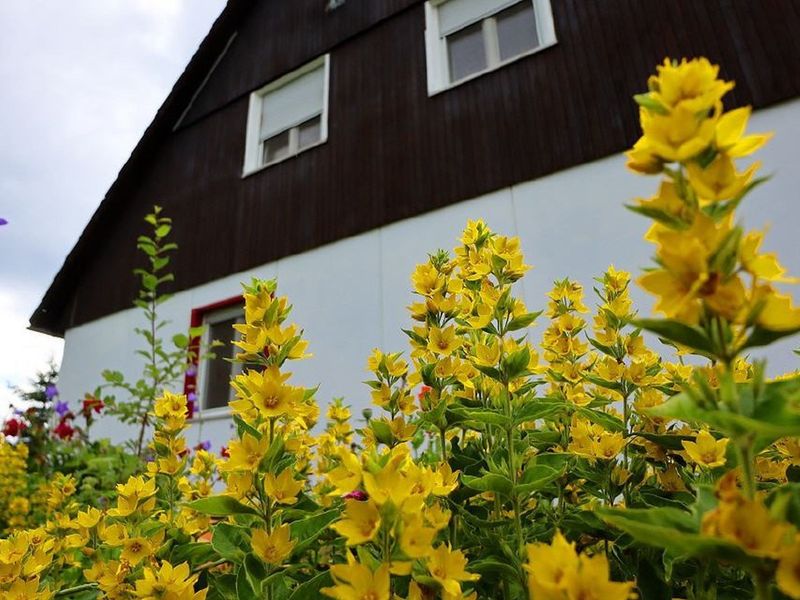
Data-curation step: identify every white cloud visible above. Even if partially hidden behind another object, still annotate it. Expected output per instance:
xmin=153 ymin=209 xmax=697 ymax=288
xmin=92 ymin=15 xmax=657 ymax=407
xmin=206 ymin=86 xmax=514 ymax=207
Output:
xmin=0 ymin=0 xmax=226 ymax=416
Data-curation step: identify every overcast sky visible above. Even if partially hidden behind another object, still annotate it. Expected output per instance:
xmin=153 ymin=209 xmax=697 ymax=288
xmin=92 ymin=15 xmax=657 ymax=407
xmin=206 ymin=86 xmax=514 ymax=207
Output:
xmin=0 ymin=0 xmax=226 ymax=414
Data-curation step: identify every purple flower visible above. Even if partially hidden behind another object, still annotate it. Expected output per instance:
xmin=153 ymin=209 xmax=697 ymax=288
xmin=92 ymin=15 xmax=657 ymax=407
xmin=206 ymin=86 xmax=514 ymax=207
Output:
xmin=199 ymin=440 xmax=211 ymax=451
xmin=0 ymin=218 xmax=7 ymax=226
xmin=186 ymin=365 xmax=197 ymax=377
xmin=45 ymin=384 xmax=59 ymax=400
xmin=54 ymin=401 xmax=70 ymax=418
xmin=188 ymin=392 xmax=197 ymax=403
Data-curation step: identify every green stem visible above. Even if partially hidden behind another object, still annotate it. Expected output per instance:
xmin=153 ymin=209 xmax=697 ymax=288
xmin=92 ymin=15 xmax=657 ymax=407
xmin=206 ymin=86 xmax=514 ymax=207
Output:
xmin=736 ymin=442 xmax=756 ymax=501
xmin=55 ymin=584 xmax=98 ymax=597
xmin=754 ymin=569 xmax=772 ymax=600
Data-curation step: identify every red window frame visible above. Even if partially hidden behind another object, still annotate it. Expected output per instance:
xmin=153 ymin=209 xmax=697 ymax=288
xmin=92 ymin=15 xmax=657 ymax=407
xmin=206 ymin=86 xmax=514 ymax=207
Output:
xmin=183 ymin=295 xmax=243 ymax=417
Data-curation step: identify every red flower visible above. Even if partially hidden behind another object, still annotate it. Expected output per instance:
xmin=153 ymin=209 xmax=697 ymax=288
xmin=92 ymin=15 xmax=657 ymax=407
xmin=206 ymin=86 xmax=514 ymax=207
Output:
xmin=82 ymin=395 xmax=104 ymax=415
xmin=53 ymin=418 xmax=75 ymax=440
xmin=220 ymin=446 xmax=230 ymax=458
xmin=418 ymin=385 xmax=433 ymax=400
xmin=2 ymin=418 xmax=26 ymax=437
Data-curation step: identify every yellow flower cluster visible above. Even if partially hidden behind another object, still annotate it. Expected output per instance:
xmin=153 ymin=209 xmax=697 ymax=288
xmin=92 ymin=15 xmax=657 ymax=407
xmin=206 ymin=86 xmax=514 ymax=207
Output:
xmin=629 ymin=58 xmax=800 ymax=335
xmin=525 ymin=532 xmax=635 ymax=600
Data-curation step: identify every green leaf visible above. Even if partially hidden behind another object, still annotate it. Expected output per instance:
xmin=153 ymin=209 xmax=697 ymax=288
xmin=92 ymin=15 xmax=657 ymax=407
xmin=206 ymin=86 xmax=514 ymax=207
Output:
xmin=506 ymin=311 xmax=542 ymax=332
xmin=212 ymin=523 xmax=249 ymax=563
xmin=290 ymin=509 xmax=340 ymax=557
xmin=634 ymin=318 xmax=714 ymax=355
xmin=634 ymin=432 xmax=694 ymax=451
xmin=462 ymin=472 xmax=513 ymax=496
xmin=742 ymin=324 xmax=800 ymax=350
xmin=648 ymin=378 xmax=800 ymax=443
xmin=446 ymin=407 xmax=509 ymax=428
xmin=502 ymin=346 xmax=531 ymax=380
xmin=513 ymin=400 xmax=565 ymax=425
xmin=575 ymin=407 xmax=624 ymax=432
xmin=625 ymin=204 xmax=686 ymax=229
xmin=515 ymin=465 xmax=561 ymax=495
xmin=596 ymin=506 xmax=758 ymax=568
xmin=244 ymin=553 xmax=267 ymax=594
xmin=287 ymin=571 xmax=334 ymax=600
xmin=634 ymin=93 xmax=668 ymax=115
xmin=169 ymin=542 xmax=218 ymax=568
xmin=233 ymin=415 xmax=262 ymax=441
xmin=236 ymin=565 xmax=257 ymax=599
xmin=186 ymin=496 xmax=260 ymax=517
xmin=155 ymin=224 xmax=172 ymax=238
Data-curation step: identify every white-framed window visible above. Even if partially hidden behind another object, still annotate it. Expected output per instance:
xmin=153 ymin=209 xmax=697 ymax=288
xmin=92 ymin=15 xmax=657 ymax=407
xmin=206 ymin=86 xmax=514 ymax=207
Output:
xmin=424 ymin=0 xmax=556 ymax=94
xmin=198 ymin=305 xmax=244 ymax=412
xmin=243 ymin=54 xmax=330 ymax=175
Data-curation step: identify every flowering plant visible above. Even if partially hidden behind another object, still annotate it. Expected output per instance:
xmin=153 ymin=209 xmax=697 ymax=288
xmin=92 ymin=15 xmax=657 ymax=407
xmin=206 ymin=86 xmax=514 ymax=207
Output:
xmin=2 ymin=58 xmax=800 ymax=600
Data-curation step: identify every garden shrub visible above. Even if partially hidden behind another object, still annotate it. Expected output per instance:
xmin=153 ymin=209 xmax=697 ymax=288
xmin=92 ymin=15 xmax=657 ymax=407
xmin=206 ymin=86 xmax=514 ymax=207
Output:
xmin=2 ymin=57 xmax=800 ymax=600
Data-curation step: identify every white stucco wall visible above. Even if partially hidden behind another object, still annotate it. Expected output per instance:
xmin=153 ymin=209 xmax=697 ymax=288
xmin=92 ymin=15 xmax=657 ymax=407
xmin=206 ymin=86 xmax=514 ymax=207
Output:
xmin=58 ymin=98 xmax=800 ymax=448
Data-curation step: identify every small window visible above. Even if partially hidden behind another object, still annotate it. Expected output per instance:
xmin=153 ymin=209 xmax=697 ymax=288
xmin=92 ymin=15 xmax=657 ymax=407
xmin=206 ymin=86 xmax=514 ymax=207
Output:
xmin=425 ymin=0 xmax=556 ymax=94
xmin=199 ymin=305 xmax=244 ymax=411
xmin=243 ymin=55 xmax=330 ymax=175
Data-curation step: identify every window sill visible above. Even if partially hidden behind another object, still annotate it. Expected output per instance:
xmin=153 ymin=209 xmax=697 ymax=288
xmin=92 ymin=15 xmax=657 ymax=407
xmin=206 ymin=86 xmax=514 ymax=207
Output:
xmin=241 ymin=138 xmax=328 ymax=179
xmin=189 ymin=406 xmax=232 ymax=423
xmin=428 ymin=39 xmax=557 ymax=97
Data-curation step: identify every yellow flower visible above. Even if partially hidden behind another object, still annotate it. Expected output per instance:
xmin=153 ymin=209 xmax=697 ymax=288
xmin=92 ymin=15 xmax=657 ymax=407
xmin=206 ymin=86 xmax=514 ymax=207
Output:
xmin=715 ymin=106 xmax=772 ymax=158
xmin=251 ymin=524 xmax=294 ymax=565
xmin=108 ymin=476 xmax=157 ymax=517
xmin=154 ymin=391 xmax=188 ymax=419
xmin=754 ymin=285 xmax=800 ymax=331
xmin=84 ymin=560 xmax=130 ymax=598
xmin=133 ymin=561 xmax=206 ymax=600
xmin=4 ymin=576 xmax=52 ymax=600
xmin=686 ymin=154 xmax=759 ymax=202
xmin=322 ymin=555 xmax=390 ymax=600
xmin=703 ymin=492 xmax=789 ymax=558
xmin=264 ymin=468 xmax=303 ymax=505
xmin=647 ymin=57 xmax=733 ymax=113
xmin=525 ymin=531 xmax=634 ymax=600
xmin=424 ymin=503 xmax=452 ymax=531
xmin=427 ymin=326 xmax=461 ymax=356
xmin=75 ymin=507 xmax=102 ymax=529
xmin=564 ymin=553 xmax=636 ymax=600
xmin=639 ymin=216 xmax=745 ymax=324
xmin=411 ymin=263 xmax=444 ymax=296
xmin=777 ymin=538 xmax=800 ymax=599
xmin=220 ymin=432 xmax=269 ymax=472
xmin=426 ymin=544 xmax=480 ymax=596
xmin=231 ymin=367 xmax=303 ymax=419
xmin=399 ymin=516 xmax=436 ymax=558
xmin=326 ymin=448 xmax=363 ymax=495
xmin=639 ymin=105 xmax=717 ymax=163
xmin=120 ymin=537 xmax=153 ymax=566
xmin=332 ymin=499 xmax=382 ymax=545
xmin=99 ymin=523 xmax=128 ymax=546
xmin=682 ymin=430 xmax=728 ymax=468
xmin=740 ymin=231 xmax=797 ymax=283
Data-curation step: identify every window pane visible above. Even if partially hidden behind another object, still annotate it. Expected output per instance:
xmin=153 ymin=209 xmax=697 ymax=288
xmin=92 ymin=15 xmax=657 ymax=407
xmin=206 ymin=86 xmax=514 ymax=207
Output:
xmin=496 ymin=1 xmax=538 ymax=62
xmin=447 ymin=21 xmax=487 ymax=82
xmin=204 ymin=317 xmax=239 ymax=410
xmin=298 ymin=116 xmax=322 ymax=150
xmin=263 ymin=130 xmax=291 ymax=164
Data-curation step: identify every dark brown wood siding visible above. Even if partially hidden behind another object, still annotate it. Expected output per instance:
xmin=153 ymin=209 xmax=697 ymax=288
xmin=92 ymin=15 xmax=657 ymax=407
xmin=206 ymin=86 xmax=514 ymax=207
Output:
xmin=32 ymin=0 xmax=800 ymax=335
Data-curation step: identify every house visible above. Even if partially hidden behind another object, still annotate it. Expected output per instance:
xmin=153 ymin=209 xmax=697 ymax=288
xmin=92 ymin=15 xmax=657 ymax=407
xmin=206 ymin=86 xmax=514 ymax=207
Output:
xmin=30 ymin=0 xmax=800 ymax=447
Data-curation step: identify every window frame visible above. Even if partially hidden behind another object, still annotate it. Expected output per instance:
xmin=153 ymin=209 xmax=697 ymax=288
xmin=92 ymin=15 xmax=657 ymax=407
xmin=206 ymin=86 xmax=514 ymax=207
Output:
xmin=184 ymin=296 xmax=244 ymax=421
xmin=242 ymin=54 xmax=330 ymax=177
xmin=424 ymin=0 xmax=557 ymax=95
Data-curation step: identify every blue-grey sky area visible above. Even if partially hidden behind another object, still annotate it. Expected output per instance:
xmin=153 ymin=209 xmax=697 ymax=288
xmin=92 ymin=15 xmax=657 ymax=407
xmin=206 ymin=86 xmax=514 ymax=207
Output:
xmin=0 ymin=0 xmax=226 ymax=414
